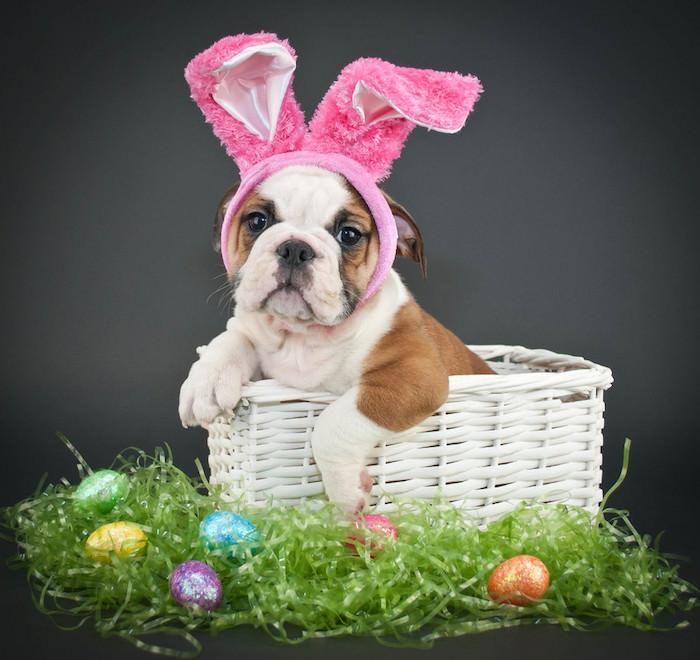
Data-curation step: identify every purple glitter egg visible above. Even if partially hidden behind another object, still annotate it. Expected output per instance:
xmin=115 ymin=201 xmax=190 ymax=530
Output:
xmin=169 ymin=560 xmax=223 ymax=611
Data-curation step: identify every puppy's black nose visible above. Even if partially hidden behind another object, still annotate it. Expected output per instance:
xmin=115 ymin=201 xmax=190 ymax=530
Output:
xmin=276 ymin=239 xmax=316 ymax=267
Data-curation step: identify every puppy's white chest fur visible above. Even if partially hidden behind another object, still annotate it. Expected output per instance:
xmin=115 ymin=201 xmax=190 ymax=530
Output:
xmin=256 ymin=329 xmax=361 ymax=393
xmin=237 ymin=270 xmax=409 ymax=394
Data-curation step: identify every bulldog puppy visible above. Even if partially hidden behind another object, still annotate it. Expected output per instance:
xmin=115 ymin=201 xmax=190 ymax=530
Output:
xmin=179 ymin=165 xmax=493 ymax=514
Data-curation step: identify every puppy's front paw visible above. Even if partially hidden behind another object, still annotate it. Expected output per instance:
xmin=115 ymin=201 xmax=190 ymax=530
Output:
xmin=178 ymin=358 xmax=242 ymax=428
xmin=318 ymin=465 xmax=374 ymax=516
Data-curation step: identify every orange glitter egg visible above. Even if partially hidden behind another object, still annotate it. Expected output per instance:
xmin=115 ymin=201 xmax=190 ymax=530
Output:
xmin=487 ymin=554 xmax=550 ymax=605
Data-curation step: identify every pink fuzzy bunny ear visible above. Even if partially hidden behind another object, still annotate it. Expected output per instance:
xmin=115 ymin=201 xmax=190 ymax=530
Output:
xmin=306 ymin=58 xmax=482 ymax=181
xmin=185 ymin=33 xmax=307 ymax=174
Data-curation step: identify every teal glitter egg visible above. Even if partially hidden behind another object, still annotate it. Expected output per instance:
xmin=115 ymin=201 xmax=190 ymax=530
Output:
xmin=200 ymin=511 xmax=261 ymax=558
xmin=73 ymin=470 xmax=129 ymax=514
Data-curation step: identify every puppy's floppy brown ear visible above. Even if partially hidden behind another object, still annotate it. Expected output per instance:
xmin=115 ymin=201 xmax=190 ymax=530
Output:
xmin=213 ymin=181 xmax=240 ymax=252
xmin=381 ymin=190 xmax=427 ymax=277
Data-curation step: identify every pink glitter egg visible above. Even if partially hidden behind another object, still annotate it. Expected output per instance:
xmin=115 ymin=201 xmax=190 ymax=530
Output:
xmin=169 ymin=560 xmax=223 ymax=611
xmin=347 ymin=514 xmax=398 ymax=555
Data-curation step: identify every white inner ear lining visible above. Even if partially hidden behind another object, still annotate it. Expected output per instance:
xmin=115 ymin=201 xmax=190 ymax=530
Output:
xmin=351 ymin=80 xmax=463 ymax=134
xmin=212 ymin=43 xmax=296 ymax=143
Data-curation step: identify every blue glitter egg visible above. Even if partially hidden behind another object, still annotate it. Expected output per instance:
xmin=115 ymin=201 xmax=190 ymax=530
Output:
xmin=199 ymin=511 xmax=261 ymax=558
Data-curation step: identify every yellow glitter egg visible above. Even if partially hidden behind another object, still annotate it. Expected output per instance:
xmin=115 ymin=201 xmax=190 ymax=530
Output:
xmin=85 ymin=521 xmax=147 ymax=564
xmin=487 ymin=554 xmax=550 ymax=605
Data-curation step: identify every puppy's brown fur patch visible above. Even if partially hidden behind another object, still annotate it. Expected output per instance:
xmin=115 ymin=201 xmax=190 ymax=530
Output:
xmin=339 ymin=185 xmax=380 ymax=300
xmin=225 ymin=192 xmax=268 ymax=275
xmin=358 ymin=298 xmax=494 ymax=432
xmin=213 ymin=182 xmax=240 ymax=252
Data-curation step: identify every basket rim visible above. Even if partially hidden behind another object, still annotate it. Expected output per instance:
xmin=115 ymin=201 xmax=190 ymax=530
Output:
xmin=237 ymin=344 xmax=613 ymax=404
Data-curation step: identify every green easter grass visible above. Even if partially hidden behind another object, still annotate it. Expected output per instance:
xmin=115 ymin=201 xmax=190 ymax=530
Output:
xmin=1 ymin=437 xmax=697 ymax=657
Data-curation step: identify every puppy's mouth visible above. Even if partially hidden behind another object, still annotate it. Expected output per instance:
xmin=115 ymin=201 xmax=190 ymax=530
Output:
xmin=262 ymin=284 xmax=314 ymax=322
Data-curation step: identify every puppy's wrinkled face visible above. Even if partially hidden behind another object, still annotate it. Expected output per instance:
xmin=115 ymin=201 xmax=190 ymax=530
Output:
xmin=226 ymin=166 xmax=379 ymax=326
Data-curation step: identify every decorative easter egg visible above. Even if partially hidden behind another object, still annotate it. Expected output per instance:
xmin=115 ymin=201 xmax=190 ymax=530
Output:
xmin=199 ymin=511 xmax=261 ymax=558
xmin=74 ymin=470 xmax=129 ymax=514
xmin=170 ymin=560 xmax=223 ymax=612
xmin=487 ymin=554 xmax=550 ymax=605
xmin=85 ymin=521 xmax=147 ymax=564
xmin=347 ymin=514 xmax=398 ymax=555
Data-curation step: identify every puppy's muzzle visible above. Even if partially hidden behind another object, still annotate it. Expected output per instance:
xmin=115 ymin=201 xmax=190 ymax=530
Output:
xmin=276 ymin=240 xmax=316 ymax=267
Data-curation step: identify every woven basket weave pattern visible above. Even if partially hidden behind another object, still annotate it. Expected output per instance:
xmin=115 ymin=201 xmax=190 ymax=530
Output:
xmin=208 ymin=345 xmax=613 ymax=526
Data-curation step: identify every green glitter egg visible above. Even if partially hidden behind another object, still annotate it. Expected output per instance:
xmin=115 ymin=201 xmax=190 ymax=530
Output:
xmin=73 ymin=470 xmax=129 ymax=514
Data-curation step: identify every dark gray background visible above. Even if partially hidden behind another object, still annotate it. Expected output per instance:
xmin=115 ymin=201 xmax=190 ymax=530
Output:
xmin=1 ymin=1 xmax=699 ymax=658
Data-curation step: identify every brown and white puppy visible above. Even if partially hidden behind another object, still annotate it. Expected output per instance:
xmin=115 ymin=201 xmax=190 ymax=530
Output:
xmin=179 ymin=165 xmax=493 ymax=514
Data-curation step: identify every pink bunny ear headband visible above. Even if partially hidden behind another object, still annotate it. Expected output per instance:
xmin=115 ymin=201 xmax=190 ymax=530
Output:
xmin=185 ymin=32 xmax=482 ymax=305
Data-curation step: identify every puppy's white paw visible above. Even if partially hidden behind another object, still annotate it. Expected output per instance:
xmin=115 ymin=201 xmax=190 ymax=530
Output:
xmin=178 ymin=358 xmax=242 ymax=428
xmin=317 ymin=464 xmax=373 ymax=515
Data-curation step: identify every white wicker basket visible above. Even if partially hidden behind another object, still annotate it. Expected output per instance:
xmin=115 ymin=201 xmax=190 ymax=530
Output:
xmin=207 ymin=345 xmax=613 ymax=526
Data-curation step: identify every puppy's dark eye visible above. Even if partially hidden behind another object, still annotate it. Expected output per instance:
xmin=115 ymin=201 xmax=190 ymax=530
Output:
xmin=336 ymin=225 xmax=362 ymax=246
xmin=246 ymin=211 xmax=268 ymax=233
